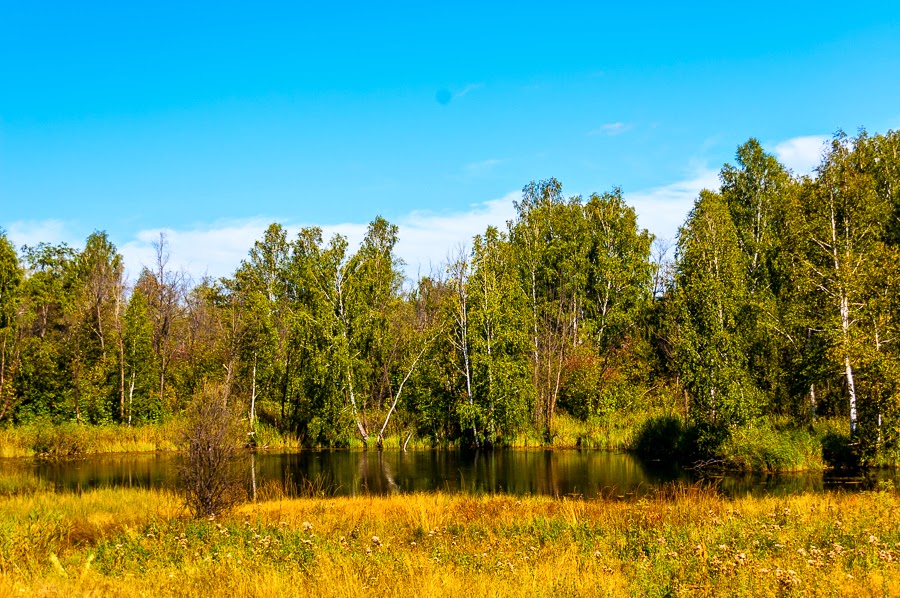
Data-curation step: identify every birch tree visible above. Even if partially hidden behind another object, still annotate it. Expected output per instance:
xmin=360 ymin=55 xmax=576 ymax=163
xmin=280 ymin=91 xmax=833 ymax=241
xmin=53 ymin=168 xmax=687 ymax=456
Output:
xmin=674 ymin=190 xmax=759 ymax=437
xmin=800 ymin=132 xmax=891 ymax=437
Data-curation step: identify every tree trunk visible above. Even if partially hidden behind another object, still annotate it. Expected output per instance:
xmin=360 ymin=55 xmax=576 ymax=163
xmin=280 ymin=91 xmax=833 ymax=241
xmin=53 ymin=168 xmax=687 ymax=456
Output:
xmin=376 ymin=340 xmax=431 ymax=448
xmin=250 ymin=353 xmax=257 ymax=426
xmin=128 ymin=371 xmax=136 ymax=426
xmin=116 ymin=295 xmax=126 ymax=422
xmin=0 ymin=333 xmax=7 ymax=420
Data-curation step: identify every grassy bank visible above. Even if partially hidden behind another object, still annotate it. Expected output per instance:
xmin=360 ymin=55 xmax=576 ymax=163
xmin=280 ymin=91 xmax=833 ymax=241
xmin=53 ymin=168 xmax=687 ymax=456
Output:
xmin=1 ymin=486 xmax=899 ymax=596
xmin=0 ymin=411 xmax=648 ymax=458
xmin=0 ymin=421 xmax=181 ymax=458
xmin=0 ymin=420 xmax=306 ymax=459
xmin=0 ymin=412 xmax=863 ymax=475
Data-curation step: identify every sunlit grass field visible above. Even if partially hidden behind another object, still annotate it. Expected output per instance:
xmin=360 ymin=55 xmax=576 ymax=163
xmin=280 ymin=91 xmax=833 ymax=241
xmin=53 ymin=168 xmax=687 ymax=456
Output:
xmin=1 ymin=485 xmax=898 ymax=596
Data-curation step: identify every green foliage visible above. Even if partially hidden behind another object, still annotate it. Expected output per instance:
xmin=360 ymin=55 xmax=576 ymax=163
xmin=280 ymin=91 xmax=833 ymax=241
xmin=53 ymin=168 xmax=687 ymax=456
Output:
xmin=717 ymin=423 xmax=824 ymax=472
xmin=123 ymin=290 xmax=160 ymax=422
xmin=468 ymin=227 xmax=534 ymax=444
xmin=0 ymin=232 xmax=24 ymax=421
xmin=674 ymin=190 xmax=761 ymax=429
xmin=633 ymin=414 xmax=689 ymax=460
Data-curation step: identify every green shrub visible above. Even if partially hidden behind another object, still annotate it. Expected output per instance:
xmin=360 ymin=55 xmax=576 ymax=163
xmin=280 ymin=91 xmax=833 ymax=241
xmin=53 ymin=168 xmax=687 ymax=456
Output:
xmin=633 ymin=413 xmax=689 ymax=460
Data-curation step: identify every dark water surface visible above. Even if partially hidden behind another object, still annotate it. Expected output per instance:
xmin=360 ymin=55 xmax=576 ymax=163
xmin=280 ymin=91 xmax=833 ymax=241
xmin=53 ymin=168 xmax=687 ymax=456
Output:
xmin=1 ymin=450 xmax=896 ymax=498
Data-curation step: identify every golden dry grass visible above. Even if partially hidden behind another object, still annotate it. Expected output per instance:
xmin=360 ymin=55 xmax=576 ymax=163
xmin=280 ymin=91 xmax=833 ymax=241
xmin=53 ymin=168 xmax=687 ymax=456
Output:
xmin=1 ymin=486 xmax=899 ymax=596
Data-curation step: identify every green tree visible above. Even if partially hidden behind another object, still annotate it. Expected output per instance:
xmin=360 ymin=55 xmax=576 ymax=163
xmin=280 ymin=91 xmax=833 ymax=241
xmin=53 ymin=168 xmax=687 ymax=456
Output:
xmin=70 ymin=231 xmax=125 ymax=423
xmin=16 ymin=242 xmax=79 ymax=421
xmin=674 ymin=190 xmax=760 ymax=438
xmin=719 ymin=140 xmax=801 ymax=415
xmin=575 ymin=189 xmax=655 ymax=416
xmin=468 ymin=227 xmax=533 ymax=444
xmin=122 ymin=289 xmax=157 ymax=423
xmin=509 ymin=179 xmax=585 ymax=438
xmin=0 ymin=232 xmax=24 ymax=421
xmin=232 ymin=224 xmax=294 ymax=427
xmin=799 ymin=132 xmax=892 ymax=438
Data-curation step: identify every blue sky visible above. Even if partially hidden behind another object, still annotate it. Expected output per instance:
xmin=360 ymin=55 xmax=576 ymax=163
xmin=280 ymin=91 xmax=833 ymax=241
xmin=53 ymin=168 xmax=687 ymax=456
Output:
xmin=2 ymin=1 xmax=899 ymax=279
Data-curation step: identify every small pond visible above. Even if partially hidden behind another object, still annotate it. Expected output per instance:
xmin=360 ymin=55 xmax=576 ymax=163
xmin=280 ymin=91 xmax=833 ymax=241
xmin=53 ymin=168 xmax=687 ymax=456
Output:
xmin=2 ymin=449 xmax=896 ymax=498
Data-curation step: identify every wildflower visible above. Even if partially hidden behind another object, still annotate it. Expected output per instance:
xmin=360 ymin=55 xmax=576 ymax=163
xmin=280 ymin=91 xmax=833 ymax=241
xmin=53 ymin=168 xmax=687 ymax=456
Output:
xmin=371 ymin=535 xmax=382 ymax=546
xmin=303 ymin=521 xmax=313 ymax=532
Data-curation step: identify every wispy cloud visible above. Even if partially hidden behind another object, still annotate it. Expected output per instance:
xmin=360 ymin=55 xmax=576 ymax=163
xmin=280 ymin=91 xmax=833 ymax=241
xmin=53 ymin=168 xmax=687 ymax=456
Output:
xmin=462 ymin=159 xmax=503 ymax=177
xmin=623 ymin=167 xmax=720 ymax=243
xmin=435 ymin=83 xmax=483 ymax=105
xmin=454 ymin=83 xmax=483 ymax=99
xmin=771 ymin=135 xmax=828 ymax=177
xmin=588 ymin=122 xmax=632 ymax=137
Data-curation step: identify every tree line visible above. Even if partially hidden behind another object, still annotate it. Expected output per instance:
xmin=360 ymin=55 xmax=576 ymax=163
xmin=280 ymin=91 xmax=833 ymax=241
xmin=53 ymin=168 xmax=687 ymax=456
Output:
xmin=1 ymin=129 xmax=898 ymax=461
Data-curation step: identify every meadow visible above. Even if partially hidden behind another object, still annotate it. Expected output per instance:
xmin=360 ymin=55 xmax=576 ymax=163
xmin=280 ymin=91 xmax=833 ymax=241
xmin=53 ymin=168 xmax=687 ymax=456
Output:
xmin=1 ymin=484 xmax=898 ymax=596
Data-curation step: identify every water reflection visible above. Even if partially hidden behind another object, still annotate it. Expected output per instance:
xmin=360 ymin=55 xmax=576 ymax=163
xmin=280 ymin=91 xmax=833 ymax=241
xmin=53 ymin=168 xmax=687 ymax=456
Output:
xmin=0 ymin=450 xmax=896 ymax=498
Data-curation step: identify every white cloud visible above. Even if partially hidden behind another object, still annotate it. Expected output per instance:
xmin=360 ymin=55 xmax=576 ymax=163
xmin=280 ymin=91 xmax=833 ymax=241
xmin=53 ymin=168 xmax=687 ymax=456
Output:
xmin=108 ymin=195 xmax=519 ymax=283
xmin=3 ymin=174 xmax=712 ymax=284
xmin=624 ymin=167 xmax=720 ymax=244
xmin=4 ymin=219 xmax=78 ymax=250
xmin=119 ymin=219 xmax=277 ymax=282
xmin=588 ymin=122 xmax=631 ymax=137
xmin=395 ymin=193 xmax=519 ymax=277
xmin=771 ymin=135 xmax=828 ymax=177
xmin=119 ymin=219 xmax=374 ymax=283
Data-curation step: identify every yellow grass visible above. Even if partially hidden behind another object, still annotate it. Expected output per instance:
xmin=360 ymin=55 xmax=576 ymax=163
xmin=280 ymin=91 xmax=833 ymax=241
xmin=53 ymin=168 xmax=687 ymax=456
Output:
xmin=1 ymin=486 xmax=899 ymax=596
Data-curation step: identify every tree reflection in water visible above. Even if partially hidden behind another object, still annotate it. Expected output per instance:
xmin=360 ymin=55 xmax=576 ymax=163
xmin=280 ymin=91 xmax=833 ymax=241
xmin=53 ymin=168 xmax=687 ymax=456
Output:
xmin=2 ymin=450 xmax=897 ymax=498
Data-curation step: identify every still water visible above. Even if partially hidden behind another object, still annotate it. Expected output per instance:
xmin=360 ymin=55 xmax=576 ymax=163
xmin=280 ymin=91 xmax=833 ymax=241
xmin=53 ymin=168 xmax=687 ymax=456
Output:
xmin=2 ymin=450 xmax=895 ymax=498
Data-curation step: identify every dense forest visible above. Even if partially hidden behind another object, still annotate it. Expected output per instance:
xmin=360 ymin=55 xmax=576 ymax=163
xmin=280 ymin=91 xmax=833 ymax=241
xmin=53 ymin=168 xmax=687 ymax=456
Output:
xmin=2 ymin=130 xmax=899 ymax=464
